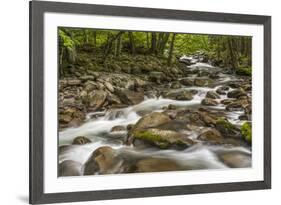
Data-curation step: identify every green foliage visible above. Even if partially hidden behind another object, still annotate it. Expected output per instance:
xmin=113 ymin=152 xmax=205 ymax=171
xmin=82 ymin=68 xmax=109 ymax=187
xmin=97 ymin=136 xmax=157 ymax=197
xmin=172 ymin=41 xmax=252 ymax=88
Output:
xmin=241 ymin=122 xmax=252 ymax=144
xmin=59 ymin=29 xmax=75 ymax=50
xmin=236 ymin=67 xmax=252 ymax=76
xmin=58 ymin=27 xmax=252 ymax=75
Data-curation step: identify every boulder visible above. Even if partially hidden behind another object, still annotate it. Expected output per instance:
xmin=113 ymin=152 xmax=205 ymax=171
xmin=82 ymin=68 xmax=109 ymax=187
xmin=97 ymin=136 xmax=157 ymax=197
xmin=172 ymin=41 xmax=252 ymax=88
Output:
xmin=72 ymin=136 xmax=92 ymax=145
xmin=115 ymin=89 xmax=144 ymax=105
xmin=201 ymin=98 xmax=218 ymax=106
xmin=170 ymin=81 xmax=182 ymax=89
xmin=67 ymin=79 xmax=81 ymax=86
xmin=227 ymin=89 xmax=247 ymax=99
xmin=164 ymin=90 xmax=194 ymax=101
xmin=215 ymin=118 xmax=241 ymax=138
xmin=110 ymin=125 xmax=127 ymax=132
xmin=216 ymin=86 xmax=229 ymax=95
xmin=194 ymin=78 xmax=212 ymax=87
xmin=133 ymin=128 xmax=196 ymax=149
xmin=206 ymin=91 xmax=220 ymax=99
xmin=83 ymin=146 xmax=125 ymax=175
xmin=134 ymin=158 xmax=183 ymax=172
xmin=198 ymin=129 xmax=224 ymax=144
xmin=218 ymin=151 xmax=252 ymax=168
xmin=87 ymin=90 xmax=107 ymax=111
xmin=59 ymin=160 xmax=82 ymax=176
xmin=179 ymin=78 xmax=194 ymax=86
xmin=127 ymin=112 xmax=171 ymax=144
xmin=104 ymin=82 xmax=115 ymax=93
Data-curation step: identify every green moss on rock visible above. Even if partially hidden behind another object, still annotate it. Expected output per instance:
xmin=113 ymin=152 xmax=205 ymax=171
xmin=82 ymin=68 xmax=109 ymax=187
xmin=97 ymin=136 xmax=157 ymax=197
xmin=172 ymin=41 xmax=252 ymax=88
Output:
xmin=241 ymin=122 xmax=252 ymax=144
xmin=236 ymin=67 xmax=252 ymax=76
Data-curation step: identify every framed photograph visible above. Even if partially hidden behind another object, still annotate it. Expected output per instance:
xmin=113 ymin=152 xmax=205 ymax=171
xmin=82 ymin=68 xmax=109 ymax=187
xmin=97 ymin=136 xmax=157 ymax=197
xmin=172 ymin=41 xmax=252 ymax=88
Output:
xmin=29 ymin=0 xmax=271 ymax=204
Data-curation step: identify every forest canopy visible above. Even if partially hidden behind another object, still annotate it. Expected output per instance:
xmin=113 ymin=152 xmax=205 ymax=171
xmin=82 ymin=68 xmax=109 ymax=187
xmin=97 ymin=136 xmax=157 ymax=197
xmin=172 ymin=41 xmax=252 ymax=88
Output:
xmin=58 ymin=27 xmax=252 ymax=76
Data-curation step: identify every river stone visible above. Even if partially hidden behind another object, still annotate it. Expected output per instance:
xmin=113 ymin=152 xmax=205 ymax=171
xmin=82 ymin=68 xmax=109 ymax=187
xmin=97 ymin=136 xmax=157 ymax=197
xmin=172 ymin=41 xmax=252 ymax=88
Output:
xmin=198 ymin=129 xmax=224 ymax=144
xmin=110 ymin=125 xmax=126 ymax=132
xmin=226 ymin=101 xmax=245 ymax=111
xmin=84 ymin=146 xmax=125 ymax=175
xmin=164 ymin=90 xmax=194 ymax=101
xmin=218 ymin=151 xmax=252 ymax=168
xmin=170 ymin=81 xmax=182 ymax=89
xmin=59 ymin=160 xmax=82 ymax=176
xmin=104 ymin=82 xmax=115 ymax=93
xmin=227 ymin=89 xmax=247 ymax=98
xmin=215 ymin=118 xmax=241 ymax=138
xmin=201 ymin=98 xmax=218 ymax=106
xmin=80 ymin=75 xmax=95 ymax=82
xmin=133 ymin=128 xmax=196 ymax=149
xmin=72 ymin=136 xmax=92 ymax=145
xmin=206 ymin=91 xmax=220 ymax=99
xmin=194 ymin=78 xmax=210 ymax=87
xmin=179 ymin=78 xmax=193 ymax=86
xmin=134 ymin=158 xmax=183 ymax=172
xmin=88 ymin=90 xmax=107 ymax=110
xmin=67 ymin=79 xmax=81 ymax=86
xmin=220 ymin=99 xmax=234 ymax=105
xmin=115 ymin=89 xmax=144 ymax=105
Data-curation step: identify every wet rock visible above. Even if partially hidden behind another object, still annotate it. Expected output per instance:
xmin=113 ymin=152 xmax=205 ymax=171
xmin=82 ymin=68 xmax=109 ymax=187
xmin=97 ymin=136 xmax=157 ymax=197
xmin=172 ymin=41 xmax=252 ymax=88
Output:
xmin=206 ymin=91 xmax=220 ymax=99
xmin=67 ymin=79 xmax=81 ymax=86
xmin=111 ymin=125 xmax=127 ymax=132
xmin=216 ymin=86 xmax=229 ymax=95
xmin=170 ymin=81 xmax=182 ymax=89
xmin=134 ymin=158 xmax=183 ymax=172
xmin=198 ymin=129 xmax=224 ymax=144
xmin=220 ymin=99 xmax=234 ymax=105
xmin=201 ymin=98 xmax=218 ymax=106
xmin=59 ymin=107 xmax=85 ymax=128
xmin=87 ymin=90 xmax=107 ymax=111
xmin=218 ymin=151 xmax=251 ymax=168
xmin=215 ymin=118 xmax=241 ymax=138
xmin=84 ymin=146 xmax=125 ymax=175
xmin=227 ymin=89 xmax=247 ymax=99
xmin=80 ymin=75 xmax=95 ymax=82
xmin=72 ymin=136 xmax=92 ymax=145
xmin=241 ymin=122 xmax=252 ymax=144
xmin=115 ymin=89 xmax=144 ymax=105
xmin=59 ymin=160 xmax=82 ymax=176
xmin=133 ymin=128 xmax=196 ymax=149
xmin=164 ymin=90 xmax=194 ymax=101
xmin=239 ymin=114 xmax=250 ymax=120
xmin=179 ymin=78 xmax=193 ymax=86
xmin=104 ymin=82 xmax=115 ymax=93
xmin=194 ymin=78 xmax=212 ymax=87
xmin=226 ymin=101 xmax=245 ymax=111
xmin=130 ymin=112 xmax=171 ymax=134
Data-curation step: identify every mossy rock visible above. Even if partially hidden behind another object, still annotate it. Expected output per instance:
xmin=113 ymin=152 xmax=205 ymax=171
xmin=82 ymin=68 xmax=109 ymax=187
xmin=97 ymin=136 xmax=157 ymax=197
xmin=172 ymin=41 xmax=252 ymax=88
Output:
xmin=215 ymin=118 xmax=241 ymax=138
xmin=236 ymin=67 xmax=252 ymax=76
xmin=133 ymin=128 xmax=195 ymax=150
xmin=241 ymin=122 xmax=252 ymax=144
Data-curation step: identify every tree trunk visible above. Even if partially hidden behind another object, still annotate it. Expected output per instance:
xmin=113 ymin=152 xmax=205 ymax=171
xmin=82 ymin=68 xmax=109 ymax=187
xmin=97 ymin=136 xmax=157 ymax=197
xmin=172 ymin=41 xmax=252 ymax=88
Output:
xmin=128 ymin=32 xmax=136 ymax=55
xmin=151 ymin=33 xmax=157 ymax=54
xmin=167 ymin=33 xmax=176 ymax=66
xmin=116 ymin=34 xmax=122 ymax=57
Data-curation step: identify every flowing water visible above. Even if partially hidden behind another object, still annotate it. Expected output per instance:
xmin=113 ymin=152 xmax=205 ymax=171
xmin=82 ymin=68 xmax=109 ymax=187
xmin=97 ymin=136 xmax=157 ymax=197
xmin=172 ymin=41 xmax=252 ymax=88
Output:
xmin=59 ymin=62 xmax=252 ymax=175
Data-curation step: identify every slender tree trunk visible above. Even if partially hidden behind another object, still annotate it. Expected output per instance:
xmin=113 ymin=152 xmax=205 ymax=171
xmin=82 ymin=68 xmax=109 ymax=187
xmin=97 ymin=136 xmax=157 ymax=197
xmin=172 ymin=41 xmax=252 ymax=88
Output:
xmin=159 ymin=33 xmax=170 ymax=55
xmin=167 ymin=33 xmax=176 ymax=66
xmin=128 ymin=32 xmax=136 ymax=55
xmin=103 ymin=31 xmax=124 ymax=62
xmin=59 ymin=47 xmax=64 ymax=76
xmin=151 ymin=33 xmax=157 ymax=54
xmin=146 ymin=33 xmax=150 ymax=49
xmin=93 ymin=31 xmax=97 ymax=51
xmin=116 ymin=34 xmax=122 ymax=57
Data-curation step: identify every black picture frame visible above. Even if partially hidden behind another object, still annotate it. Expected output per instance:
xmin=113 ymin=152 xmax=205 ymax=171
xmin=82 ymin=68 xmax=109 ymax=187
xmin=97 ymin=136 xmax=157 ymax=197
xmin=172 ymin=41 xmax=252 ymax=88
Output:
xmin=29 ymin=0 xmax=271 ymax=204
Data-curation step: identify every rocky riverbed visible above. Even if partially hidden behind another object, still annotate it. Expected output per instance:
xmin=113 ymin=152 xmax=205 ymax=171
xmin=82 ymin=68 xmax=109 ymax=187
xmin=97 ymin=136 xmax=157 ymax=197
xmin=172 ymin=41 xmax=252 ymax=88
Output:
xmin=58 ymin=54 xmax=252 ymax=176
